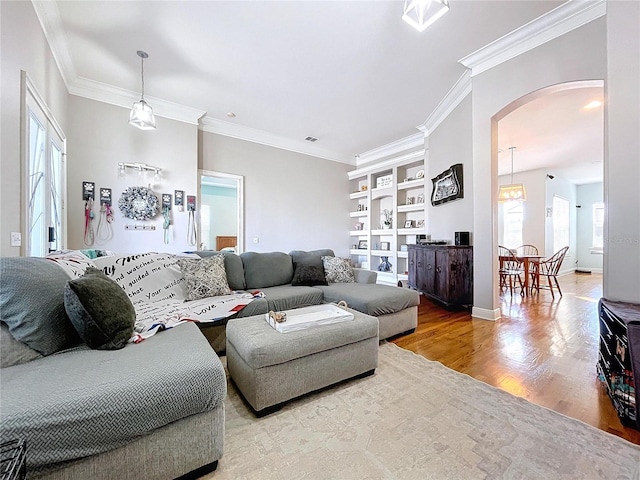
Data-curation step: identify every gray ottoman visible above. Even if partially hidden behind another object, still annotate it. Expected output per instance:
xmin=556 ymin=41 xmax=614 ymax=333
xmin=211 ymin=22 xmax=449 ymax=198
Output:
xmin=226 ymin=307 xmax=379 ymax=415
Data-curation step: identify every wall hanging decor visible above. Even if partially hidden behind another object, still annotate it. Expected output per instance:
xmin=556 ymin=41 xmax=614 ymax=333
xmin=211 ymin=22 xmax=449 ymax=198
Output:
xmin=118 ymin=186 xmax=160 ymax=220
xmin=431 ymin=163 xmax=463 ymax=206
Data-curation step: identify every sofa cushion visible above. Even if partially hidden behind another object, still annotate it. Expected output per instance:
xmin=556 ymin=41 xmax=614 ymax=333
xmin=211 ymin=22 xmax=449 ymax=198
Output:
xmin=291 ymin=264 xmax=328 ymax=286
xmin=196 ymin=251 xmax=246 ymax=291
xmin=177 ymin=255 xmax=232 ymax=300
xmin=315 ymin=283 xmax=420 ymax=317
xmin=259 ymin=285 xmax=324 ymax=312
xmin=0 ymin=322 xmax=226 ymax=470
xmin=321 ymin=256 xmax=355 ymax=283
xmin=0 ymin=323 xmax=42 ymax=367
xmin=64 ymin=267 xmax=135 ymax=350
xmin=0 ymin=257 xmax=80 ymax=356
xmin=289 ymin=249 xmax=335 ymax=269
xmin=241 ymin=252 xmax=293 ymax=289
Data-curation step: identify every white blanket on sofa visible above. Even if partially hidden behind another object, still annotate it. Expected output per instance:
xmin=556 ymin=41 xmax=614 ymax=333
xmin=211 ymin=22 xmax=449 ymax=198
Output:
xmin=48 ymin=251 xmax=257 ymax=343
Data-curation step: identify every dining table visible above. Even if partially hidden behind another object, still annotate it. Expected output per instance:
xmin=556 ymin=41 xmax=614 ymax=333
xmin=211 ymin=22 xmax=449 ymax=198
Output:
xmin=499 ymin=253 xmax=543 ymax=296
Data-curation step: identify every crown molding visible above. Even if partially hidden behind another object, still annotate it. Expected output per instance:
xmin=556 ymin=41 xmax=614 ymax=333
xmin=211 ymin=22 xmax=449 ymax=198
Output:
xmin=31 ymin=0 xmax=76 ymax=86
xmin=418 ymin=70 xmax=472 ymax=136
xmin=200 ymin=116 xmax=353 ymax=165
xmin=355 ymin=132 xmax=425 ymax=167
xmin=68 ymin=77 xmax=206 ymax=125
xmin=348 ymin=149 xmax=425 ymax=180
xmin=459 ymin=0 xmax=607 ymax=77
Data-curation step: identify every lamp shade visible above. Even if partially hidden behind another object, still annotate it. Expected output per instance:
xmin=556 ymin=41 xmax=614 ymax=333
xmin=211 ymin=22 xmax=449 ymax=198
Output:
xmin=402 ymin=0 xmax=450 ymax=32
xmin=129 ymin=100 xmax=156 ymax=130
xmin=498 ymin=183 xmax=527 ymax=202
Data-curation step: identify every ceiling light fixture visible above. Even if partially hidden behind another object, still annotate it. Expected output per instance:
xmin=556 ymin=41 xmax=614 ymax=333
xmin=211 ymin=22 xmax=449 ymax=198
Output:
xmin=129 ymin=50 xmax=156 ymax=130
xmin=584 ymin=100 xmax=603 ymax=110
xmin=498 ymin=147 xmax=526 ymax=202
xmin=402 ymin=0 xmax=450 ymax=32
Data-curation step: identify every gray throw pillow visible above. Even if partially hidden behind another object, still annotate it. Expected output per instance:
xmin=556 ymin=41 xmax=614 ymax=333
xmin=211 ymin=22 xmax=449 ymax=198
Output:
xmin=177 ymin=255 xmax=232 ymax=300
xmin=321 ymin=256 xmax=356 ymax=283
xmin=64 ymin=267 xmax=135 ymax=350
xmin=291 ymin=264 xmax=328 ymax=286
xmin=0 ymin=257 xmax=81 ymax=355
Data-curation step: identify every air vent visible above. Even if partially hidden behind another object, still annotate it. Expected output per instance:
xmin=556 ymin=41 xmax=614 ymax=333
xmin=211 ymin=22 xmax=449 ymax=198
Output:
xmin=305 ymin=136 xmax=318 ymax=142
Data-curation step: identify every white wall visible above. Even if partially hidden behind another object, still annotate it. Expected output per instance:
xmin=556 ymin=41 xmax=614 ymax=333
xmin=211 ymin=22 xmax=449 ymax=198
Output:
xmin=604 ymin=2 xmax=640 ymax=303
xmin=201 ymin=184 xmax=237 ymax=250
xmin=0 ymin=1 xmax=69 ymax=257
xmin=497 ymin=169 xmax=547 ymax=251
xmin=471 ymin=17 xmax=607 ymax=316
xmin=199 ymin=132 xmax=351 ymax=255
xmin=544 ymin=176 xmax=577 ymax=270
xmin=426 ymin=95 xmax=474 ymax=243
xmin=576 ymin=182 xmax=603 ymax=272
xmin=67 ymin=96 xmax=198 ymax=254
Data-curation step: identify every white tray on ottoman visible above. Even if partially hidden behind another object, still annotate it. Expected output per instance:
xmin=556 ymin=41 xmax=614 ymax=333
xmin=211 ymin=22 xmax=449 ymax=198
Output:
xmin=226 ymin=305 xmax=379 ymax=416
xmin=265 ymin=304 xmax=354 ymax=333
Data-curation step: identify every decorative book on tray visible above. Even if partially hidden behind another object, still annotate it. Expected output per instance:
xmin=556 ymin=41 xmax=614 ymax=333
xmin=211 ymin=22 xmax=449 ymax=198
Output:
xmin=265 ymin=304 xmax=354 ymax=333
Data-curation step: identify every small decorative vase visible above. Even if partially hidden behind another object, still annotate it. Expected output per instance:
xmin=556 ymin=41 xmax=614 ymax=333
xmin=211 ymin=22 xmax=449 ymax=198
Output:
xmin=378 ymin=256 xmax=392 ymax=272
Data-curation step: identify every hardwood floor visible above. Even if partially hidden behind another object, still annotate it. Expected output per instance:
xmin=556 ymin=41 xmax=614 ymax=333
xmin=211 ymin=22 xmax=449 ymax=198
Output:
xmin=392 ymin=272 xmax=640 ymax=445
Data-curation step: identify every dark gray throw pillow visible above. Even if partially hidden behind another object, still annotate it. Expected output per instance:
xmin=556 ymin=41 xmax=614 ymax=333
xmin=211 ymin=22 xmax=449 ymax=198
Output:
xmin=291 ymin=264 xmax=328 ymax=286
xmin=64 ymin=267 xmax=135 ymax=350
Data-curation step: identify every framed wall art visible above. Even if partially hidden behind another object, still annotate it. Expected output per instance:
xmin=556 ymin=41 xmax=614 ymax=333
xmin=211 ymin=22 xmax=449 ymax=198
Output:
xmin=431 ymin=163 xmax=464 ymax=206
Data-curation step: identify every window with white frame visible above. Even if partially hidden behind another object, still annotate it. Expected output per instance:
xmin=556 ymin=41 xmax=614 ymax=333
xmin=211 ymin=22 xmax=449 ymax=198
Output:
xmin=23 ymin=73 xmax=66 ymax=256
xmin=552 ymin=195 xmax=570 ymax=253
xmin=592 ymin=202 xmax=604 ymax=250
xmin=502 ymin=201 xmax=523 ymax=249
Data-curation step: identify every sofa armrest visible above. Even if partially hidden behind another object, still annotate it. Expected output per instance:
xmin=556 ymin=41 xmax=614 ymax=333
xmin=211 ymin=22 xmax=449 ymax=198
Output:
xmin=353 ymin=268 xmax=377 ymax=284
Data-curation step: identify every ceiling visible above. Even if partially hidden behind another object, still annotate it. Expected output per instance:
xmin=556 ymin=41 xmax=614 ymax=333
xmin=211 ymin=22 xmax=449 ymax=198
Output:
xmin=41 ymin=0 xmax=602 ymax=183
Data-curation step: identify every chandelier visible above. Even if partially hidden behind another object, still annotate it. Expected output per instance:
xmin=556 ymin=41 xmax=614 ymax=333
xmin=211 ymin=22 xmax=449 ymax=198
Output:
xmin=402 ymin=0 xmax=450 ymax=32
xmin=498 ymin=147 xmax=527 ymax=202
xmin=129 ymin=50 xmax=156 ymax=130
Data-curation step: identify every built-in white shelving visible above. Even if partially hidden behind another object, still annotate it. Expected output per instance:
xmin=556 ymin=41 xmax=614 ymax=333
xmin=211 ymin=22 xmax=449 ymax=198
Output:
xmin=347 ymin=150 xmax=426 ymax=285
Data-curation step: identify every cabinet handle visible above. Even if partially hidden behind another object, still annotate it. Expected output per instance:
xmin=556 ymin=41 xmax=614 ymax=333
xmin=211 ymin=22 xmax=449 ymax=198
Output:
xmin=436 ymin=266 xmax=442 ymax=273
xmin=427 ymin=264 xmax=432 ymax=270
xmin=417 ymin=262 xmax=422 ymax=268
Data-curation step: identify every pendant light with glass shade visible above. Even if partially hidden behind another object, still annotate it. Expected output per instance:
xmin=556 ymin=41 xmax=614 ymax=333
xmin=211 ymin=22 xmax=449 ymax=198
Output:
xmin=129 ymin=50 xmax=156 ymax=130
xmin=498 ymin=146 xmax=526 ymax=202
xmin=402 ymin=0 xmax=450 ymax=32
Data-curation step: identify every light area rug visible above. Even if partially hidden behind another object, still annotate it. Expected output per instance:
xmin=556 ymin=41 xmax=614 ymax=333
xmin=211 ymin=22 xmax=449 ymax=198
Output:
xmin=207 ymin=342 xmax=640 ymax=480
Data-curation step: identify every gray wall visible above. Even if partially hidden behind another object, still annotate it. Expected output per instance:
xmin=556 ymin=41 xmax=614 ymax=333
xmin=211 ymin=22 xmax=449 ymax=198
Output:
xmin=199 ymin=132 xmax=351 ymax=255
xmin=0 ymin=1 xmax=69 ymax=257
xmin=67 ymin=96 xmax=198 ymax=253
xmin=471 ymin=17 xmax=607 ymax=317
xmin=426 ymin=95 xmax=474 ymax=243
xmin=604 ymin=2 xmax=640 ymax=303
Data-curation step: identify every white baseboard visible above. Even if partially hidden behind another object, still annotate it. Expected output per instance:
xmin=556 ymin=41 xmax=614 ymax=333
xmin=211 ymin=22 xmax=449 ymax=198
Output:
xmin=471 ymin=307 xmax=500 ymax=321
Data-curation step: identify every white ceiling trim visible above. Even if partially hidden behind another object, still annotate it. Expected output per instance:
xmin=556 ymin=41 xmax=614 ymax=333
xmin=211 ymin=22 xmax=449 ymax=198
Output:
xmin=31 ymin=0 xmax=77 ymax=86
xmin=418 ymin=70 xmax=472 ymax=136
xmin=458 ymin=0 xmax=606 ymax=76
xmin=356 ymin=133 xmax=425 ymax=167
xmin=348 ymin=149 xmax=425 ymax=180
xmin=69 ymin=77 xmax=206 ymax=125
xmin=199 ymin=116 xmax=353 ymax=165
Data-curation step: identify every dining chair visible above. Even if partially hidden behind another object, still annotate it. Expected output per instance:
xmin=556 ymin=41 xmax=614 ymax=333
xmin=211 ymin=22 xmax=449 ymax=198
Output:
xmin=530 ymin=246 xmax=569 ymax=298
xmin=498 ymin=246 xmax=524 ymax=295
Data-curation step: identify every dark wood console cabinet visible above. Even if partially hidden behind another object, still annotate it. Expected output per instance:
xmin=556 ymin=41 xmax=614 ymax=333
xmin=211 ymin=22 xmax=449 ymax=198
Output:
xmin=408 ymin=244 xmax=473 ymax=307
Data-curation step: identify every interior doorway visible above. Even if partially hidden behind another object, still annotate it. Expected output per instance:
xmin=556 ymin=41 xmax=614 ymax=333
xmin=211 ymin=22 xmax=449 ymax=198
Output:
xmin=198 ymin=170 xmax=244 ymax=253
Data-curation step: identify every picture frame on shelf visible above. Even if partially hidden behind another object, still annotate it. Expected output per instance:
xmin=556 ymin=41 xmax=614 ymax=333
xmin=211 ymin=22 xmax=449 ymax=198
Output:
xmin=417 ymin=219 xmax=425 ymax=228
xmin=358 ymin=240 xmax=368 ymax=250
xmin=417 ymin=194 xmax=424 ymax=204
xmin=354 ymin=222 xmax=363 ymax=230
xmin=404 ymin=220 xmax=413 ymax=228
xmin=407 ymin=197 xmax=415 ymax=205
xmin=381 ymin=242 xmax=390 ymax=251
xmin=351 ymin=244 xmax=357 ymax=250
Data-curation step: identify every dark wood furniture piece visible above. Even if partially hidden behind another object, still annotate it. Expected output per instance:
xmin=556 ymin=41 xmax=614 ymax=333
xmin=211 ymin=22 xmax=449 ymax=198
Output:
xmin=408 ymin=244 xmax=473 ymax=307
xmin=597 ymin=298 xmax=640 ymax=430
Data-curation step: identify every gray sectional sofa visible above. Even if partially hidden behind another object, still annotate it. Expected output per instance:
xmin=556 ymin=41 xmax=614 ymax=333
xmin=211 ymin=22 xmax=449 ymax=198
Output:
xmin=0 ymin=248 xmax=418 ymax=478
xmin=197 ymin=249 xmax=420 ymax=353
xmin=0 ymin=256 xmax=225 ymax=480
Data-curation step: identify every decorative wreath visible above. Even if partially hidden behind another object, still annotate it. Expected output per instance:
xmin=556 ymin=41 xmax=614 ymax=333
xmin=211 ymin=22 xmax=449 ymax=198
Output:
xmin=118 ymin=186 xmax=160 ymax=220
